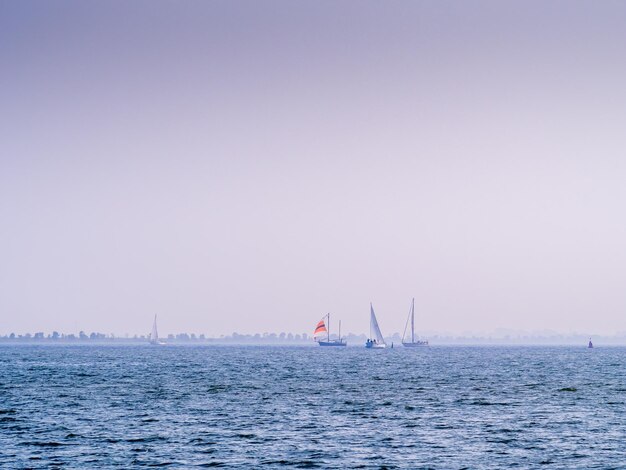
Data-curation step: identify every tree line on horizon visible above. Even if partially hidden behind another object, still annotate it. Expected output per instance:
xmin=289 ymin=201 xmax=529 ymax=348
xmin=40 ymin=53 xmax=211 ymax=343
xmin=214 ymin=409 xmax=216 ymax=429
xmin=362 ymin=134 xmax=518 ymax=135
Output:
xmin=0 ymin=330 xmax=616 ymax=345
xmin=0 ymin=330 xmax=382 ymax=343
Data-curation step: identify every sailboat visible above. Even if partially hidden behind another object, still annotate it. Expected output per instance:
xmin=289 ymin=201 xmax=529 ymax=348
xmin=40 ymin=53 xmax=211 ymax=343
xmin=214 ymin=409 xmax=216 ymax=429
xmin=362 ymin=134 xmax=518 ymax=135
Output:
xmin=314 ymin=313 xmax=347 ymax=346
xmin=149 ymin=315 xmax=166 ymax=345
xmin=402 ymin=298 xmax=429 ymax=347
xmin=365 ymin=303 xmax=387 ymax=348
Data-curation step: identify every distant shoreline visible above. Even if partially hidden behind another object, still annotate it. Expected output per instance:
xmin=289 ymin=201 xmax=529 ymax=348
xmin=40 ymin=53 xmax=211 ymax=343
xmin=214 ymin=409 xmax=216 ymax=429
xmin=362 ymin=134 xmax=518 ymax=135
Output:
xmin=1 ymin=330 xmax=621 ymax=346
xmin=0 ymin=338 xmax=622 ymax=346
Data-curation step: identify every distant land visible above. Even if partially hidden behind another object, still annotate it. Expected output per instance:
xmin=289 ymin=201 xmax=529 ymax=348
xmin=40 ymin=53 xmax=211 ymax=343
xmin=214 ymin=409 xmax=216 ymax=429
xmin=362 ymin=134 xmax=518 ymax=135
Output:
xmin=0 ymin=330 xmax=624 ymax=345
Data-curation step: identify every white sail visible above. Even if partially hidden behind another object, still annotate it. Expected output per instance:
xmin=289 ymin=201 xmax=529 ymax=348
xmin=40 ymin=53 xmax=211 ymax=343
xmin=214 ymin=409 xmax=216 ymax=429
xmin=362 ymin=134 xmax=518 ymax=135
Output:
xmin=150 ymin=315 xmax=159 ymax=343
xmin=402 ymin=298 xmax=428 ymax=346
xmin=402 ymin=298 xmax=415 ymax=343
xmin=370 ymin=303 xmax=386 ymax=345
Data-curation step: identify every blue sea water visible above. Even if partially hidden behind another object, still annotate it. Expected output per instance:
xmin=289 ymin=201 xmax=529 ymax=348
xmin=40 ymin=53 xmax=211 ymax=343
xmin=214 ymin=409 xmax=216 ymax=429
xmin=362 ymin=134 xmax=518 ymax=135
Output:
xmin=1 ymin=345 xmax=625 ymax=468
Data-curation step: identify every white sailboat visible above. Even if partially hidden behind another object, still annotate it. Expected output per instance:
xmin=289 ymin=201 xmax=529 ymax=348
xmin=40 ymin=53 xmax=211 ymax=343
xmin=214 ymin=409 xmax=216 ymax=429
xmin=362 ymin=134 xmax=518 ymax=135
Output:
xmin=149 ymin=315 xmax=166 ymax=345
xmin=365 ymin=303 xmax=387 ymax=348
xmin=402 ymin=298 xmax=428 ymax=347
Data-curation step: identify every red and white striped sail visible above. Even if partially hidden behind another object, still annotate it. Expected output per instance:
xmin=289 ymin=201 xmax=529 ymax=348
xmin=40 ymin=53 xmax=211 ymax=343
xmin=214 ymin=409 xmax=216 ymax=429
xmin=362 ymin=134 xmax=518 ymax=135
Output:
xmin=313 ymin=318 xmax=327 ymax=338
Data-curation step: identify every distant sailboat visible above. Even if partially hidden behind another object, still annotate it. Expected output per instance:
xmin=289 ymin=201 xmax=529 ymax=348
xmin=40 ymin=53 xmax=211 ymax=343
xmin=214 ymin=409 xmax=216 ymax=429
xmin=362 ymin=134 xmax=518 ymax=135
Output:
xmin=149 ymin=315 xmax=166 ymax=345
xmin=314 ymin=313 xmax=347 ymax=347
xmin=588 ymin=338 xmax=593 ymax=349
xmin=402 ymin=298 xmax=428 ymax=347
xmin=365 ymin=303 xmax=387 ymax=348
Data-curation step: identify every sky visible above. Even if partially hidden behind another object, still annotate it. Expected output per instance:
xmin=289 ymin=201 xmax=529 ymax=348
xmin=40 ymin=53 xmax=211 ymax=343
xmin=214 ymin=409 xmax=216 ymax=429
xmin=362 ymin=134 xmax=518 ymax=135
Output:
xmin=2 ymin=1 xmax=626 ymax=337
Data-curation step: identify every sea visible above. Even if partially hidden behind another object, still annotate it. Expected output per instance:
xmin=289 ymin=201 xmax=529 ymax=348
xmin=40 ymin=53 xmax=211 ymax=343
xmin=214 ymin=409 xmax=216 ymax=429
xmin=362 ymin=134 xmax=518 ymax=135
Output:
xmin=1 ymin=344 xmax=625 ymax=468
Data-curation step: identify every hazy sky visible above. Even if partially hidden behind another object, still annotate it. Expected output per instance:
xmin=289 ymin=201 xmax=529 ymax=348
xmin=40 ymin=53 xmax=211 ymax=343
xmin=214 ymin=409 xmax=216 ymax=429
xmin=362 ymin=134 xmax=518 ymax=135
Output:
xmin=2 ymin=1 xmax=626 ymax=337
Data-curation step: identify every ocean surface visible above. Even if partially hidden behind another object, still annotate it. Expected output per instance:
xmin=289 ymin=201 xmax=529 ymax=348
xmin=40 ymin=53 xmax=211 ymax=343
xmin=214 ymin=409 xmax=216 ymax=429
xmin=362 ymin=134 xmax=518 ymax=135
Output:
xmin=1 ymin=345 xmax=625 ymax=468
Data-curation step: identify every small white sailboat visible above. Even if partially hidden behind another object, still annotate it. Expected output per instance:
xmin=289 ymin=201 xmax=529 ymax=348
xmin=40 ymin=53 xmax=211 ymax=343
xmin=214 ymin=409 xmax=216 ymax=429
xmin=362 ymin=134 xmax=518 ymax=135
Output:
xmin=402 ymin=298 xmax=428 ymax=347
xmin=365 ymin=303 xmax=387 ymax=348
xmin=149 ymin=315 xmax=166 ymax=345
xmin=314 ymin=313 xmax=347 ymax=346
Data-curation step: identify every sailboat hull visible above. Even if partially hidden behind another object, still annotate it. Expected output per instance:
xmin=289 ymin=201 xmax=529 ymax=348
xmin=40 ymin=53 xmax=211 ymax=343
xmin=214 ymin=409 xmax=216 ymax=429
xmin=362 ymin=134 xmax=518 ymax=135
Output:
xmin=365 ymin=342 xmax=387 ymax=349
xmin=318 ymin=340 xmax=347 ymax=347
xmin=402 ymin=341 xmax=428 ymax=347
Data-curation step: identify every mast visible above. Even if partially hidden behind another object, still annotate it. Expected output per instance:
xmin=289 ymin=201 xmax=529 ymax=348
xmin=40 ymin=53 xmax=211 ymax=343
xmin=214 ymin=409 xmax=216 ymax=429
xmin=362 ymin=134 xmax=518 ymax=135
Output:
xmin=370 ymin=302 xmax=374 ymax=339
xmin=327 ymin=313 xmax=330 ymax=342
xmin=411 ymin=298 xmax=415 ymax=343
xmin=339 ymin=320 xmax=341 ymax=341
xmin=151 ymin=314 xmax=158 ymax=342
xmin=402 ymin=300 xmax=413 ymax=343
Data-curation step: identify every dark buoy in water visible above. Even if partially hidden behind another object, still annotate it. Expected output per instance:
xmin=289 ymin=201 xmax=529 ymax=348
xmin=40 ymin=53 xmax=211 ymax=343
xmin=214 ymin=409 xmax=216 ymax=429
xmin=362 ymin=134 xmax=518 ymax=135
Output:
xmin=588 ymin=338 xmax=593 ymax=349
